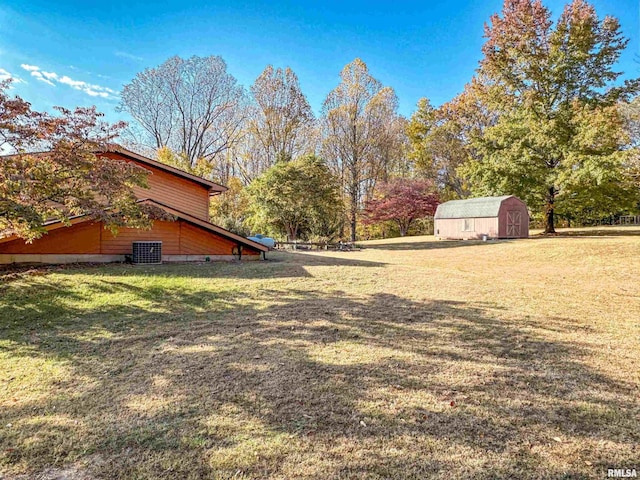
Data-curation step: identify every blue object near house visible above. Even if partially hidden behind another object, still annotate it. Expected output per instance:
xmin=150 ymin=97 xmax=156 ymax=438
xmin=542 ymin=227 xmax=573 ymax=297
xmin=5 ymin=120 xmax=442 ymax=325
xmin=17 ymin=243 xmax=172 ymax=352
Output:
xmin=247 ymin=234 xmax=276 ymax=249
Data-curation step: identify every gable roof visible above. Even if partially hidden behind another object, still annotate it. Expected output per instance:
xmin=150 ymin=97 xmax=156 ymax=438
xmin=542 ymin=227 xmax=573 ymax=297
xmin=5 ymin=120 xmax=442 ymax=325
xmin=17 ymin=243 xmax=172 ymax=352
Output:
xmin=434 ymin=196 xmax=514 ymax=219
xmin=105 ymin=145 xmax=227 ymax=194
xmin=0 ymin=145 xmax=228 ymax=194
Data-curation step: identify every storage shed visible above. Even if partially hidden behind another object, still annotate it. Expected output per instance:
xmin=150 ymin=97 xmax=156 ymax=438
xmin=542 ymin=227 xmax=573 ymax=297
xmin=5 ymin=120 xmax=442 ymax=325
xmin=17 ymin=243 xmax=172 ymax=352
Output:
xmin=434 ymin=195 xmax=529 ymax=240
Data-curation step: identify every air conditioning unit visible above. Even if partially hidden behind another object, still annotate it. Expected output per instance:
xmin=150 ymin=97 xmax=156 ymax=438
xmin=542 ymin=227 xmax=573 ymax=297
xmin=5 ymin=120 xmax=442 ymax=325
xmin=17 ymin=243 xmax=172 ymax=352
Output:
xmin=132 ymin=241 xmax=162 ymax=264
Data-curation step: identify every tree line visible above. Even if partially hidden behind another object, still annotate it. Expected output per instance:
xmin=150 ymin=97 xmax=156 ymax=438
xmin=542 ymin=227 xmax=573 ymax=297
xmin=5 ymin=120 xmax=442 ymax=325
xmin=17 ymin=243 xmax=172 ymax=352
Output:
xmin=2 ymin=0 xmax=640 ymax=242
xmin=118 ymin=56 xmax=411 ymax=242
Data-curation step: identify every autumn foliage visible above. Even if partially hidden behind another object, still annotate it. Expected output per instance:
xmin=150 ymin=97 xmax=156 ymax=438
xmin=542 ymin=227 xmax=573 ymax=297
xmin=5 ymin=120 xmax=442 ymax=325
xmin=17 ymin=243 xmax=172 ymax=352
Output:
xmin=0 ymin=80 xmax=167 ymax=241
xmin=362 ymin=179 xmax=439 ymax=236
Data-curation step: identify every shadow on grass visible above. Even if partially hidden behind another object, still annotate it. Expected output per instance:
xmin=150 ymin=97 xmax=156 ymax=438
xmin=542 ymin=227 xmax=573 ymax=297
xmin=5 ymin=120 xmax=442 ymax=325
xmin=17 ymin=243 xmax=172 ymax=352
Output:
xmin=0 ymin=251 xmax=385 ymax=286
xmin=0 ymin=269 xmax=638 ymax=479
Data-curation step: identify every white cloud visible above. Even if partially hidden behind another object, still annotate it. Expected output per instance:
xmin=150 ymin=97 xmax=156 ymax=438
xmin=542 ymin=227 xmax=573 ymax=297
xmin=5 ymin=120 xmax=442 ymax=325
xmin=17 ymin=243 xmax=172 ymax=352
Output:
xmin=31 ymin=71 xmax=56 ymax=86
xmin=0 ymin=68 xmax=24 ymax=84
xmin=20 ymin=64 xmax=55 ymax=86
xmin=58 ymin=75 xmax=84 ymax=88
xmin=58 ymin=74 xmax=116 ymax=96
xmin=115 ymin=51 xmax=144 ymax=62
xmin=19 ymin=63 xmax=117 ymax=99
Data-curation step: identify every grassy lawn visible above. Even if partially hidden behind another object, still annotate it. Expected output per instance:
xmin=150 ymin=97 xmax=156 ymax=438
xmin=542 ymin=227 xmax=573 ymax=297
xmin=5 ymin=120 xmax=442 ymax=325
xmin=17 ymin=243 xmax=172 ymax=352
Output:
xmin=1 ymin=227 xmax=639 ymax=479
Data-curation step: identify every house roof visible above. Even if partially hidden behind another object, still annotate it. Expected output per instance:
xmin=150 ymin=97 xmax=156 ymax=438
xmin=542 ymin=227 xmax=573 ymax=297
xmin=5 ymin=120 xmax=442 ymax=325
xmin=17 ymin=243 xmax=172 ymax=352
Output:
xmin=434 ymin=196 xmax=514 ymax=219
xmin=0 ymin=199 xmax=269 ymax=253
xmin=105 ymin=145 xmax=227 ymax=194
xmin=1 ymin=145 xmax=228 ymax=194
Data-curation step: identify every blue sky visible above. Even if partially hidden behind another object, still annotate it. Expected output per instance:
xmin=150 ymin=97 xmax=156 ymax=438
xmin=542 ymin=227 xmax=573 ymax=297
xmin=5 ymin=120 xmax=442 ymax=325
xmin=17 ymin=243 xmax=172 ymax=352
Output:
xmin=1 ymin=0 xmax=638 ymax=122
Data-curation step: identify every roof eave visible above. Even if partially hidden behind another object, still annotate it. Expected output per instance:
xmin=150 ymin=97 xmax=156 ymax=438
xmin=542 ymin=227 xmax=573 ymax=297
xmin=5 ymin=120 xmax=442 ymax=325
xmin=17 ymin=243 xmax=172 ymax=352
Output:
xmin=105 ymin=144 xmax=228 ymax=193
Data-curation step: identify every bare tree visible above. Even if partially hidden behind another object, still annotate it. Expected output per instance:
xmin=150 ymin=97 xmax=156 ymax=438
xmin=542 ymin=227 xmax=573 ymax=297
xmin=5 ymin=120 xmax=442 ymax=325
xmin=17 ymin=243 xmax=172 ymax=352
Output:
xmin=119 ymin=55 xmax=247 ymax=170
xmin=248 ymin=65 xmax=315 ymax=167
xmin=321 ymin=58 xmax=401 ymax=241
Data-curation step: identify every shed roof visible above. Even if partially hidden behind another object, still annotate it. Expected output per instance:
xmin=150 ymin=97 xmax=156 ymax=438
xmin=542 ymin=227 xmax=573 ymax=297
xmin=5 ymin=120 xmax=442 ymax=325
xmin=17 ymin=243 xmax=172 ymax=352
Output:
xmin=434 ymin=196 xmax=514 ymax=219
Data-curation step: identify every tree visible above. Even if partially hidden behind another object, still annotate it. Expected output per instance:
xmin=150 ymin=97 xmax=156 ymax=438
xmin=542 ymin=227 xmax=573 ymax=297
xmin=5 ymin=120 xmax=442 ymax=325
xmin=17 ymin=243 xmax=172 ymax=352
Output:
xmin=407 ymin=98 xmax=472 ymax=199
xmin=0 ymin=81 xmax=165 ymax=241
xmin=119 ymin=55 xmax=247 ymax=175
xmin=463 ymin=0 xmax=640 ymax=232
xmin=362 ymin=179 xmax=439 ymax=237
xmin=209 ymin=176 xmax=251 ymax=236
xmin=621 ymin=98 xmax=640 ymax=196
xmin=246 ymin=155 xmax=342 ymax=241
xmin=321 ymin=58 xmax=402 ymax=241
xmin=248 ymin=66 xmax=315 ymax=169
xmin=156 ymin=146 xmax=213 ymax=180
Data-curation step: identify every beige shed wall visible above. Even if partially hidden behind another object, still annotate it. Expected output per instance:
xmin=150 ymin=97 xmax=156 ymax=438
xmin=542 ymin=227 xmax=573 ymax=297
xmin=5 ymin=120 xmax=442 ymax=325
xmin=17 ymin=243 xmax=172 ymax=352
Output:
xmin=435 ymin=217 xmax=498 ymax=240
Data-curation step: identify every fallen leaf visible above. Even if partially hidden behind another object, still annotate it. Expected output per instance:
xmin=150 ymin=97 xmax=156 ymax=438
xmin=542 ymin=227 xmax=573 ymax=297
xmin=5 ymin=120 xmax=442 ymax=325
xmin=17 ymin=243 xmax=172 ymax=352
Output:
xmin=552 ymin=437 xmax=562 ymax=443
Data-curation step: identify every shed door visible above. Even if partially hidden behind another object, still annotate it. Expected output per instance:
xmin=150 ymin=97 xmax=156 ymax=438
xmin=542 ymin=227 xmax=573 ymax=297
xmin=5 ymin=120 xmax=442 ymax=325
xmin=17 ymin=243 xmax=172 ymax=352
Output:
xmin=506 ymin=211 xmax=521 ymax=237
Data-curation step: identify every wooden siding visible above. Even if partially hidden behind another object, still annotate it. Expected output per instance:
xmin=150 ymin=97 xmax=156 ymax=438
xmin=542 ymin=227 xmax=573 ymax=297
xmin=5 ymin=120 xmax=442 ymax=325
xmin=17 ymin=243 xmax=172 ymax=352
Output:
xmin=102 ymin=220 xmax=259 ymax=255
xmin=181 ymin=222 xmax=234 ymax=255
xmin=0 ymin=219 xmax=260 ymax=257
xmin=0 ymin=222 xmax=102 ymax=254
xmin=497 ymin=196 xmax=529 ymax=238
xmin=101 ymin=221 xmax=181 ymax=254
xmin=101 ymin=152 xmax=211 ymax=221
xmin=434 ymin=196 xmax=529 ymax=240
xmin=435 ymin=217 xmax=499 ymax=240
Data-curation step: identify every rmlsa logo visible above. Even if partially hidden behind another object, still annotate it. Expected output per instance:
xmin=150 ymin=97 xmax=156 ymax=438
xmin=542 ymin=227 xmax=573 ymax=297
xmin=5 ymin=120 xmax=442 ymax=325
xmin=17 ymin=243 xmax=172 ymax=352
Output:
xmin=608 ymin=469 xmax=638 ymax=478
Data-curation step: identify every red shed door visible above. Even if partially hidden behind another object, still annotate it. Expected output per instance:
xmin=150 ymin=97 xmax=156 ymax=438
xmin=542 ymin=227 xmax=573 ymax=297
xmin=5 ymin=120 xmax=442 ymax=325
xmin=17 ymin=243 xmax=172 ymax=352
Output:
xmin=506 ymin=211 xmax=522 ymax=237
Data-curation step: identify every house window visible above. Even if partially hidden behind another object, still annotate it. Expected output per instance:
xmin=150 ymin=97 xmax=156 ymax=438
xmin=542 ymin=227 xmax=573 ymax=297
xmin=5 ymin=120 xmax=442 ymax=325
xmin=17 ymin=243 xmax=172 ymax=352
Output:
xmin=462 ymin=218 xmax=475 ymax=231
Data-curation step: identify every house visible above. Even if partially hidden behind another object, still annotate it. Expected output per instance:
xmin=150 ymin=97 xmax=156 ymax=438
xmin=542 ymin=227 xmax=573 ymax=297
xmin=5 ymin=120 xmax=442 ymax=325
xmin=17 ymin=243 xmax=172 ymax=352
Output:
xmin=434 ymin=195 xmax=529 ymax=240
xmin=0 ymin=145 xmax=268 ymax=264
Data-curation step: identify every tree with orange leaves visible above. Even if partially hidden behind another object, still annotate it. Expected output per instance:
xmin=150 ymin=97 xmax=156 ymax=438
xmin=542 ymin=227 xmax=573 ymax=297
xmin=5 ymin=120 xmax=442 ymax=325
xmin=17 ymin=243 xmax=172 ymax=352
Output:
xmin=0 ymin=80 xmax=166 ymax=241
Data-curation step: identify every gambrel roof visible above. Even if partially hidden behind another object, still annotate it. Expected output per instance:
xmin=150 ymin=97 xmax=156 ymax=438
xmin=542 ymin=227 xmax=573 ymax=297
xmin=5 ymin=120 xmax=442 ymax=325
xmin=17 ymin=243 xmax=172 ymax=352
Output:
xmin=434 ymin=196 xmax=514 ymax=219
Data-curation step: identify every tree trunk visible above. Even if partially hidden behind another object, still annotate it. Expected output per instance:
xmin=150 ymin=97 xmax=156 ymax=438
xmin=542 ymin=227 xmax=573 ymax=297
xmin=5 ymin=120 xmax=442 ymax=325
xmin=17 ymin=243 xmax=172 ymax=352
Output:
xmin=349 ymin=175 xmax=358 ymax=242
xmin=398 ymin=220 xmax=408 ymax=237
xmin=544 ymin=186 xmax=556 ymax=234
xmin=350 ymin=199 xmax=357 ymax=242
xmin=287 ymin=224 xmax=298 ymax=242
xmin=350 ymin=119 xmax=359 ymax=243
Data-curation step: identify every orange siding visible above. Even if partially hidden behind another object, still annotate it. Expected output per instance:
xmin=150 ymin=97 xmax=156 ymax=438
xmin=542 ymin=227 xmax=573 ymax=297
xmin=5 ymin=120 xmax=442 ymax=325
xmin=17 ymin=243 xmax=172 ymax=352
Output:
xmin=180 ymin=222 xmax=235 ymax=255
xmin=0 ymin=219 xmax=262 ymax=257
xmin=0 ymin=222 xmax=102 ymax=254
xmin=101 ymin=152 xmax=211 ymax=221
xmin=100 ymin=221 xmax=181 ymax=254
xmin=179 ymin=222 xmax=260 ymax=255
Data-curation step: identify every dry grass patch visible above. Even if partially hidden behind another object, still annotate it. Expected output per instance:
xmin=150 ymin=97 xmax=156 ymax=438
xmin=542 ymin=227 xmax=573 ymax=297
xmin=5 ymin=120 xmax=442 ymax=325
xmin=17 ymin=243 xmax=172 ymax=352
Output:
xmin=0 ymin=227 xmax=638 ymax=479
